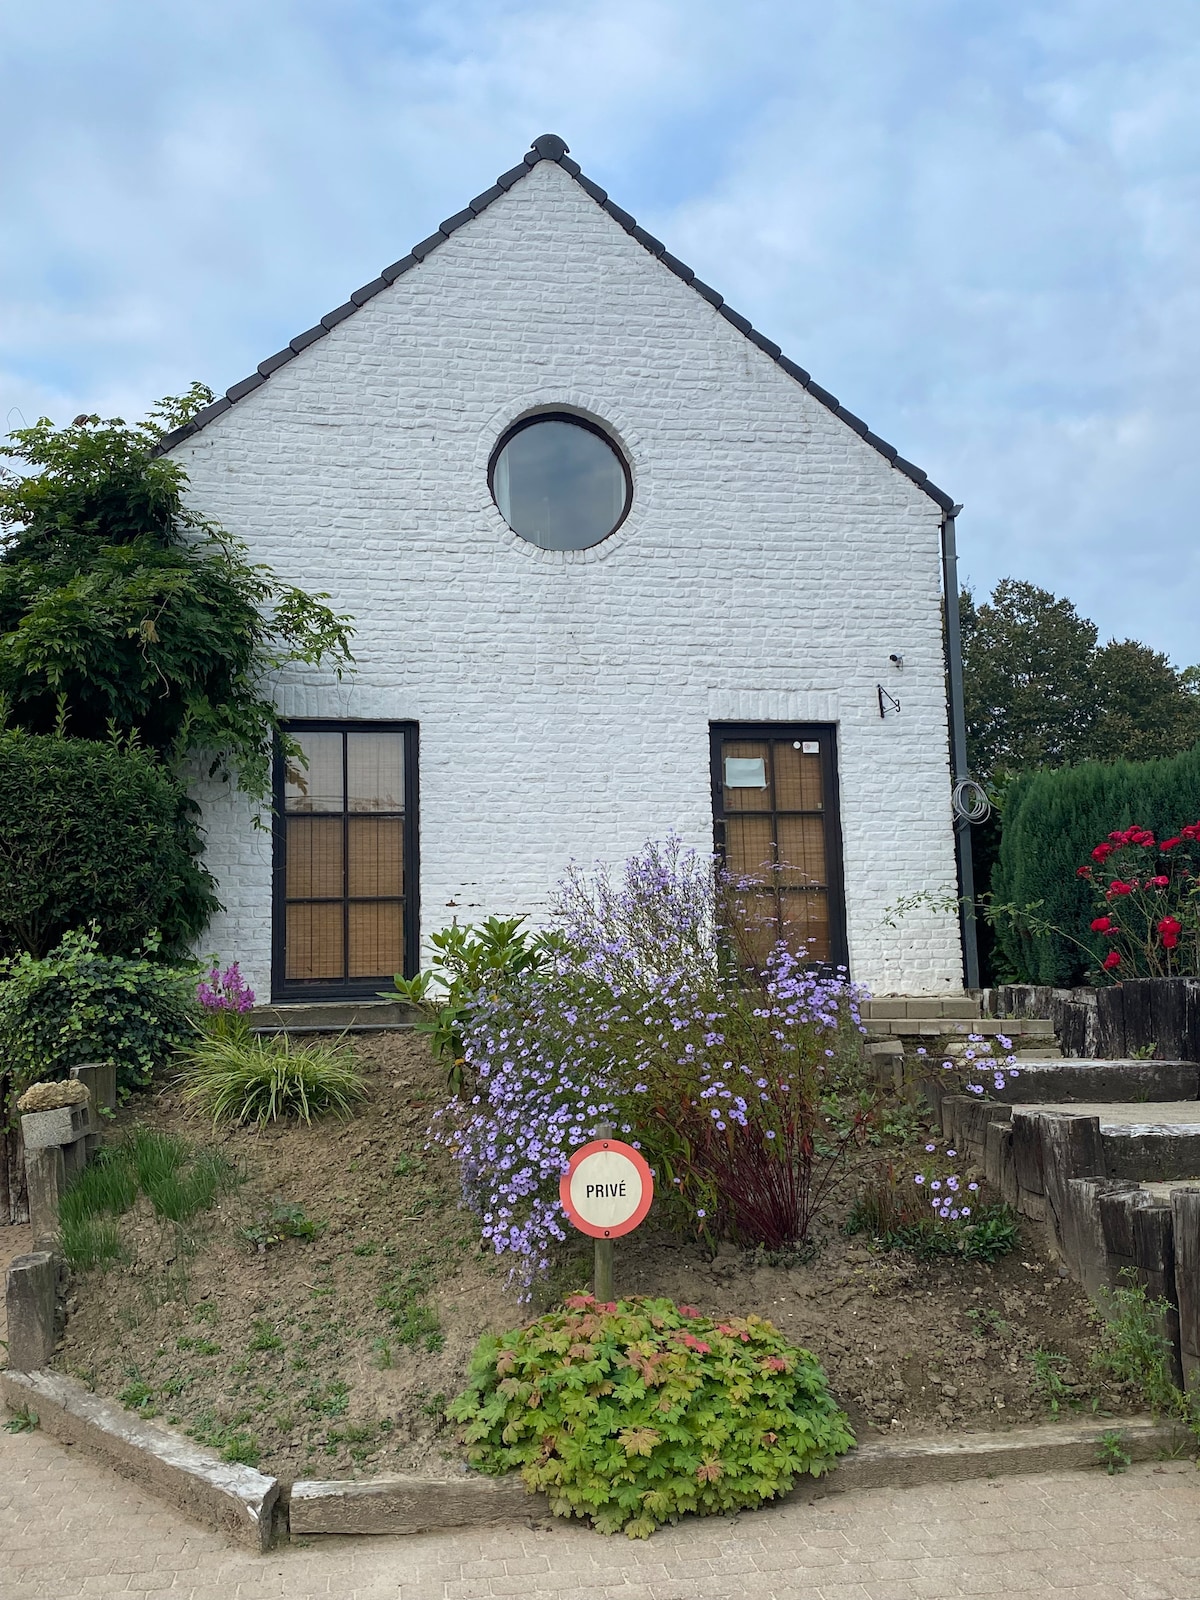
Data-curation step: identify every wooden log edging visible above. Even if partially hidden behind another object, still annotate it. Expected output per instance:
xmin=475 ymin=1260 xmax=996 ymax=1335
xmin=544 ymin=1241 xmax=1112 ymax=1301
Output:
xmin=981 ymin=980 xmax=1200 ymax=1064
xmin=4 ymin=1370 xmax=1183 ymax=1547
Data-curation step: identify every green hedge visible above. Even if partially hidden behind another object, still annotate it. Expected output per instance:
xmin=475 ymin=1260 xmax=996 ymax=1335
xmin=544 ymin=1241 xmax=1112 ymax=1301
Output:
xmin=0 ymin=732 xmax=217 ymax=958
xmin=991 ymin=743 xmax=1200 ymax=984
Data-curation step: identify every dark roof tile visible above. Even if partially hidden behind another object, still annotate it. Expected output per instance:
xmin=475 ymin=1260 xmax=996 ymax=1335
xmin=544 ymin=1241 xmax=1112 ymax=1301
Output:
xmin=258 ymin=347 xmax=296 ymax=377
xmin=603 ymin=200 xmax=637 ymax=232
xmin=380 ymin=255 xmax=417 ymax=283
xmin=631 ymin=225 xmax=665 ymax=256
xmin=410 ymin=233 xmax=445 ymax=261
xmin=777 ymin=355 xmax=810 ymax=384
xmin=226 ymin=373 xmax=266 ymax=402
xmin=439 ymin=208 xmax=475 ymax=235
xmin=691 ymin=278 xmax=724 ymax=308
xmin=748 ymin=329 xmax=782 ymax=359
xmin=350 ymin=278 xmax=389 ymax=307
xmin=290 ymin=325 xmax=327 ymax=353
xmin=160 ymin=134 xmax=952 ymax=508
xmin=660 ymin=251 xmax=694 ymax=283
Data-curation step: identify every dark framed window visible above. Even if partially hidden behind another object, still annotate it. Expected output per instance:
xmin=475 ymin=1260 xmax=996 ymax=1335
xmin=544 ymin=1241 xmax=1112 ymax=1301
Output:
xmin=272 ymin=722 xmax=419 ymax=1001
xmin=488 ymin=412 xmax=632 ymax=550
xmin=710 ymin=723 xmax=849 ymax=973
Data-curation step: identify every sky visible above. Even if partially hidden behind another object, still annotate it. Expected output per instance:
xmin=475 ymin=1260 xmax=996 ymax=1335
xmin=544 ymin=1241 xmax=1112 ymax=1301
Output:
xmin=2 ymin=0 xmax=1197 ymax=664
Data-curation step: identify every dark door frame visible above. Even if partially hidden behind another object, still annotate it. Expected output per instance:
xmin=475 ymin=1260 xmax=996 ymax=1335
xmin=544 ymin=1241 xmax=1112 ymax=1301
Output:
xmin=708 ymin=721 xmax=850 ymax=975
xmin=270 ymin=719 xmax=420 ymax=1002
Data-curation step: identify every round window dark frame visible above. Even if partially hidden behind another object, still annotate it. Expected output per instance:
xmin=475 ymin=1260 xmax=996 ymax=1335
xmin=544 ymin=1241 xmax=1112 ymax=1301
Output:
xmin=487 ymin=411 xmax=634 ymax=550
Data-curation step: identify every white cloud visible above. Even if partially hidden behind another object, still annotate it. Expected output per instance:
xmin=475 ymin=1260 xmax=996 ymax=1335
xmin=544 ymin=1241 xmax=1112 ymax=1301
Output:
xmin=2 ymin=0 xmax=1198 ymax=660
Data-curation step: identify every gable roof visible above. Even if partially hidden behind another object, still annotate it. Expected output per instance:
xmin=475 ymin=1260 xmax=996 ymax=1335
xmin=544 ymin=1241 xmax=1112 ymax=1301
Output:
xmin=159 ymin=134 xmax=953 ymax=512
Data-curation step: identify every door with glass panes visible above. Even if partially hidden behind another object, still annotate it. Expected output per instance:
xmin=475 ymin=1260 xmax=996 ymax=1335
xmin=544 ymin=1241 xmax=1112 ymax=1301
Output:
xmin=272 ymin=723 xmax=418 ymax=999
xmin=710 ymin=724 xmax=848 ymax=970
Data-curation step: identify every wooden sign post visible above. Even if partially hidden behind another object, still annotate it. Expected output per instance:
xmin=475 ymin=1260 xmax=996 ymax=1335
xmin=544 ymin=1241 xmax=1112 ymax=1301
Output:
xmin=559 ymin=1133 xmax=654 ymax=1302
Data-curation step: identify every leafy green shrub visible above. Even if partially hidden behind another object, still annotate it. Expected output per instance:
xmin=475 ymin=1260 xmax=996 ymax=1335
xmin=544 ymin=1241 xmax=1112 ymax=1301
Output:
xmin=389 ymin=915 xmax=563 ymax=1088
xmin=0 ymin=732 xmax=217 ymax=959
xmin=449 ymin=1294 xmax=854 ymax=1538
xmin=0 ymin=926 xmax=197 ymax=1099
xmin=178 ymin=1032 xmax=365 ymax=1127
xmin=991 ymin=743 xmax=1200 ymax=983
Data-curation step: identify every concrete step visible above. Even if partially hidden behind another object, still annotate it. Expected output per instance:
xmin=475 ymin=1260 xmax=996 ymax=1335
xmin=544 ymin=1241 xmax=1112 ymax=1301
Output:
xmin=866 ymin=1016 xmax=1055 ymax=1041
xmin=987 ymin=1059 xmax=1200 ymax=1106
xmin=248 ymin=1000 xmax=419 ymax=1033
xmin=860 ymin=996 xmax=982 ymax=1022
xmin=1020 ymin=1101 xmax=1200 ymax=1183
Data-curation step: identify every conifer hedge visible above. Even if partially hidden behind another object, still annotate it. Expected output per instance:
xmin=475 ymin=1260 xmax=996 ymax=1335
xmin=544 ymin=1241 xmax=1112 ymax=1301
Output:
xmin=991 ymin=743 xmax=1200 ymax=984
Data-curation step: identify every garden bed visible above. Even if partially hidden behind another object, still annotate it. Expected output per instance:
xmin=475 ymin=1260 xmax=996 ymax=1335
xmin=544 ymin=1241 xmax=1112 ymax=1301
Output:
xmin=52 ymin=1031 xmax=1138 ymax=1483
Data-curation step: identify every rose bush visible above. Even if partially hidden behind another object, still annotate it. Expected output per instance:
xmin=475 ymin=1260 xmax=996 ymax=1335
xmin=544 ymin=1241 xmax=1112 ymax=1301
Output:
xmin=1076 ymin=820 xmax=1200 ymax=978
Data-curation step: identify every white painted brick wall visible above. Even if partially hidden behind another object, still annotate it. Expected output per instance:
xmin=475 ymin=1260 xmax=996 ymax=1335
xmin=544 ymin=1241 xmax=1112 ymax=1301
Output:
xmin=172 ymin=160 xmax=963 ymax=999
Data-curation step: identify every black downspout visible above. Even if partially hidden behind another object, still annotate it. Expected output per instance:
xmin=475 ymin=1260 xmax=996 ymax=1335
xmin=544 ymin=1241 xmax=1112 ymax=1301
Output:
xmin=941 ymin=505 xmax=980 ymax=991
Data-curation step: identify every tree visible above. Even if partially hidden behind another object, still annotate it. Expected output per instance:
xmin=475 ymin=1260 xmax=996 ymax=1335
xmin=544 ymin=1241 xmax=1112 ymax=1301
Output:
xmin=960 ymin=579 xmax=1098 ymax=781
xmin=961 ymin=578 xmax=1200 ymax=784
xmin=0 ymin=389 xmax=354 ymax=801
xmin=1090 ymin=639 xmax=1200 ymax=764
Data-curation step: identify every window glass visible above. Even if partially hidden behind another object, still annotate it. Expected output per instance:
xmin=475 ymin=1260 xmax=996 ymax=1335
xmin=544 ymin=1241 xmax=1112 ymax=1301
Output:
xmin=284 ymin=731 xmax=343 ymax=812
xmin=492 ymin=416 xmax=629 ymax=550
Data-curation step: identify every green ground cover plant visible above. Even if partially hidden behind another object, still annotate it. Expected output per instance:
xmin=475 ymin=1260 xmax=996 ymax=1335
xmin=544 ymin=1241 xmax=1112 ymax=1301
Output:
xmin=57 ymin=1128 xmax=238 ymax=1272
xmin=450 ymin=1293 xmax=854 ymax=1538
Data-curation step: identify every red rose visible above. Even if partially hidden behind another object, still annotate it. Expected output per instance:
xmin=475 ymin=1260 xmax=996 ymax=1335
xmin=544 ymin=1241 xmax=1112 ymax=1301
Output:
xmin=1162 ymin=838 xmax=1182 ymax=851
xmin=1090 ymin=916 xmax=1113 ymax=933
xmin=1158 ymin=917 xmax=1182 ymax=950
xmin=1077 ymin=866 xmax=1094 ymax=878
xmin=1103 ymin=951 xmax=1121 ymax=970
xmin=1108 ymin=831 xmax=1126 ymax=843
xmin=1092 ymin=844 xmax=1114 ymax=863
xmin=1148 ymin=875 xmax=1170 ymax=888
xmin=1107 ymin=881 xmax=1134 ymax=897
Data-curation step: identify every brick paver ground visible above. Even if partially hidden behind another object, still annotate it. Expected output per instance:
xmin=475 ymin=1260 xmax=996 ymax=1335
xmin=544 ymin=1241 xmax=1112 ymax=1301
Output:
xmin=5 ymin=1227 xmax=1200 ymax=1599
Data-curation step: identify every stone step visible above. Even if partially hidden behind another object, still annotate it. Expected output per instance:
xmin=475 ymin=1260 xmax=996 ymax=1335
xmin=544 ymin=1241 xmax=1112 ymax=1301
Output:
xmin=866 ymin=1016 xmax=1055 ymax=1040
xmin=860 ymin=996 xmax=982 ymax=1022
xmin=248 ymin=1000 xmax=419 ymax=1033
xmin=1021 ymin=1101 xmax=1200 ymax=1183
xmin=986 ymin=1059 xmax=1200 ymax=1106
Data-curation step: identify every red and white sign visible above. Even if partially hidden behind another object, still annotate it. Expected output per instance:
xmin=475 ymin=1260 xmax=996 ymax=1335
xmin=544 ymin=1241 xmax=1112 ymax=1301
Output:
xmin=559 ymin=1139 xmax=654 ymax=1240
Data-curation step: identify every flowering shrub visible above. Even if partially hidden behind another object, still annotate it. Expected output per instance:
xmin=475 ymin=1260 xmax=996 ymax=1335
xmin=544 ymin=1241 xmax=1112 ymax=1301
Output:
xmin=919 ymin=1032 xmax=1021 ymax=1099
xmin=1076 ymin=821 xmax=1200 ymax=978
xmin=197 ymin=959 xmax=255 ymax=1041
xmin=449 ymin=1294 xmax=854 ymax=1537
xmin=849 ymin=1139 xmax=1018 ymax=1263
xmin=431 ymin=840 xmax=870 ymax=1290
xmin=428 ymin=969 xmax=621 ymax=1292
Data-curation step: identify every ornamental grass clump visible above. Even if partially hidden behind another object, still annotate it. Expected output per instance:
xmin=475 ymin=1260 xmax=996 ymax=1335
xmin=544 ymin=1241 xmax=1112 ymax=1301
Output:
xmin=179 ymin=1032 xmax=365 ymax=1127
xmin=450 ymin=1294 xmax=854 ymax=1538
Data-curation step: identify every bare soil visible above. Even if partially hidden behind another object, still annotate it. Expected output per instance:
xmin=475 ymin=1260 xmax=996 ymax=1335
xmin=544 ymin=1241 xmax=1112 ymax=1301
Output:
xmin=53 ymin=1031 xmax=1136 ymax=1482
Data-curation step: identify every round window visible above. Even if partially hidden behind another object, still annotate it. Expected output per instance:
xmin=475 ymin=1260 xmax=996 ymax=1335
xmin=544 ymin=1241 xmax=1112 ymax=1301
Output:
xmin=490 ymin=415 xmax=631 ymax=550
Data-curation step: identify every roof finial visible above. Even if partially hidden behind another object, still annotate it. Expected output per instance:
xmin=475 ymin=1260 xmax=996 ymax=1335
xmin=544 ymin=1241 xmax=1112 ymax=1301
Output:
xmin=531 ymin=133 xmax=569 ymax=160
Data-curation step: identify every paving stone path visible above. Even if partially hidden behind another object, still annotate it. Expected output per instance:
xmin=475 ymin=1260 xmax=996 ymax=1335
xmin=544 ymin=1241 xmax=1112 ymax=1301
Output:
xmin=6 ymin=1225 xmax=1200 ymax=1599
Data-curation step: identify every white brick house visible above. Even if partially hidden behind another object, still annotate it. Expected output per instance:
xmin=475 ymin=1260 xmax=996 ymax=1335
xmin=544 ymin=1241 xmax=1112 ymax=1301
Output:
xmin=163 ymin=134 xmax=972 ymax=1002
